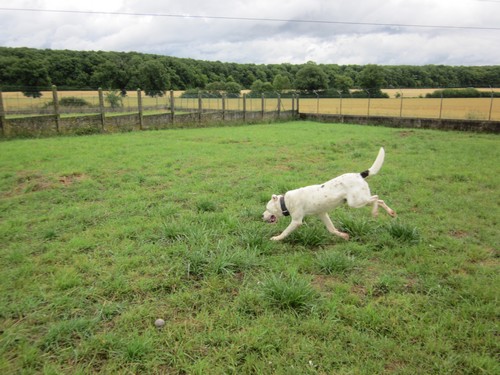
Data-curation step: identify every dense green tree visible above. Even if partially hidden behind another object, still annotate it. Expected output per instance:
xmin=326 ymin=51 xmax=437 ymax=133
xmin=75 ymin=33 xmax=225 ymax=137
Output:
xmin=294 ymin=62 xmax=329 ymax=93
xmin=357 ymin=64 xmax=386 ymax=97
xmin=47 ymin=52 xmax=92 ymax=88
xmin=273 ymin=74 xmax=292 ymax=93
xmin=1 ymin=47 xmax=500 ymax=96
xmin=249 ymin=79 xmax=274 ymax=96
xmin=205 ymin=81 xmax=226 ymax=97
xmin=250 ymin=79 xmax=265 ymax=94
xmin=0 ymin=55 xmax=19 ymax=87
xmin=13 ymin=59 xmax=51 ymax=97
xmin=91 ymin=52 xmax=141 ymax=95
xmin=333 ymin=75 xmax=354 ymax=94
xmin=137 ymin=60 xmax=170 ymax=97
xmin=225 ymin=81 xmax=241 ymax=97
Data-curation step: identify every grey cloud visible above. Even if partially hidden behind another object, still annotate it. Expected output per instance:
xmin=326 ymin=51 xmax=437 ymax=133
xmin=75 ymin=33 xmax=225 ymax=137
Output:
xmin=1 ymin=0 xmax=499 ymax=65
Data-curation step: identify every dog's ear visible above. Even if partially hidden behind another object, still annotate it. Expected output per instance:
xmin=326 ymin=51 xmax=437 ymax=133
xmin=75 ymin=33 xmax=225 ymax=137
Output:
xmin=272 ymin=194 xmax=278 ymax=201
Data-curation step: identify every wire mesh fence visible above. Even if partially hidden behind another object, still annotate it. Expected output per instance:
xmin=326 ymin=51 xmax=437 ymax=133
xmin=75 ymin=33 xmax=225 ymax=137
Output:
xmin=1 ymin=88 xmax=498 ymax=121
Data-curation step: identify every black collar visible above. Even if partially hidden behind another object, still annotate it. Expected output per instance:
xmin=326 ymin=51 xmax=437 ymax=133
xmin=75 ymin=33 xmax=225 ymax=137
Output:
xmin=279 ymin=195 xmax=290 ymax=216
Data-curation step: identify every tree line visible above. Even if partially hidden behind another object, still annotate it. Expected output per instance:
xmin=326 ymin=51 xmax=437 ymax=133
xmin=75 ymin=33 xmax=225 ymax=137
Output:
xmin=1 ymin=47 xmax=499 ymax=98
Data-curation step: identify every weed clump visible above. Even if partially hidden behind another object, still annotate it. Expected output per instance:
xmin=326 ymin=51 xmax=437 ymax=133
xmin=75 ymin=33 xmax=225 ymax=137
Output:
xmin=261 ymin=273 xmax=318 ymax=312
xmin=315 ymin=251 xmax=358 ymax=276
xmin=386 ymin=220 xmax=421 ymax=244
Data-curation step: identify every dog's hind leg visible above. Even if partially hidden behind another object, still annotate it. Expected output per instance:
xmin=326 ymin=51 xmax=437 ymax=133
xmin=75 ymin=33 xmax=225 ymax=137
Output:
xmin=368 ymin=195 xmax=396 ymax=217
xmin=318 ymin=213 xmax=349 ymax=240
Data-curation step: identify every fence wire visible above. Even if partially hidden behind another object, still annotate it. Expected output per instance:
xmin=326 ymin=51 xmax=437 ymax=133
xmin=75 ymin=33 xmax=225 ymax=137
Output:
xmin=1 ymin=89 xmax=499 ymax=121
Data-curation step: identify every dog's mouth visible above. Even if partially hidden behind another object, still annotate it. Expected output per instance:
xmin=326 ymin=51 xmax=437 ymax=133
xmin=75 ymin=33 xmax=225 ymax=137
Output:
xmin=267 ymin=215 xmax=277 ymax=224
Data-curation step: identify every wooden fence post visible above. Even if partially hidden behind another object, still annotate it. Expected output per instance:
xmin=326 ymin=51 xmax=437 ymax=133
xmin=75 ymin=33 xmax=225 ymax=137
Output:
xmin=198 ymin=91 xmax=202 ymax=123
xmin=170 ymin=90 xmax=175 ymax=123
xmin=439 ymin=92 xmax=443 ymax=119
xmin=98 ymin=88 xmax=105 ymax=130
xmin=488 ymin=90 xmax=494 ymax=121
xmin=243 ymin=93 xmax=247 ymax=122
xmin=261 ymin=94 xmax=265 ymax=119
xmin=0 ymin=89 xmax=5 ymax=136
xmin=222 ymin=94 xmax=226 ymax=120
xmin=137 ymin=88 xmax=143 ymax=130
xmin=399 ymin=93 xmax=404 ymax=118
xmin=277 ymin=94 xmax=281 ymax=118
xmin=52 ymin=85 xmax=60 ymax=133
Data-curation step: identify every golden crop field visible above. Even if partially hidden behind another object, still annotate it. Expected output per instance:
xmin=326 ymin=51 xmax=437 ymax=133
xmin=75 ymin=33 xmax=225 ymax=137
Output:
xmin=2 ymin=90 xmax=499 ymax=121
xmin=382 ymin=87 xmax=500 ymax=98
xmin=298 ymin=97 xmax=500 ymax=121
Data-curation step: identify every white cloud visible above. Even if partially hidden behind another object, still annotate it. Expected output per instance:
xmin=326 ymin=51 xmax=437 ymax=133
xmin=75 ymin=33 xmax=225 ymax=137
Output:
xmin=1 ymin=0 xmax=499 ymax=65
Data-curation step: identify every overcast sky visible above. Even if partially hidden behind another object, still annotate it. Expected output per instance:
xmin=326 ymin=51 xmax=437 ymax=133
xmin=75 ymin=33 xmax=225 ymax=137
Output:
xmin=1 ymin=0 xmax=499 ymax=65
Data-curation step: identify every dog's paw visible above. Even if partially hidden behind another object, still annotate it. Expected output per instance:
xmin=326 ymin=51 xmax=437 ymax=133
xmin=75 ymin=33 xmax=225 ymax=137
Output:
xmin=389 ymin=210 xmax=397 ymax=217
xmin=339 ymin=232 xmax=350 ymax=241
xmin=270 ymin=236 xmax=281 ymax=241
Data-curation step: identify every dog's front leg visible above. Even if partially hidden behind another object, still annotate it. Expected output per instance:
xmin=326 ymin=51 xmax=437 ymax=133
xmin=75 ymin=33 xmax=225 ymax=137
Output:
xmin=271 ymin=219 xmax=302 ymax=241
xmin=318 ymin=213 xmax=349 ymax=240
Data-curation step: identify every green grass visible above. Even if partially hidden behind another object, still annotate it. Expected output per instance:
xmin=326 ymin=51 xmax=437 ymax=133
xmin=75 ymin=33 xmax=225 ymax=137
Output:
xmin=0 ymin=121 xmax=498 ymax=374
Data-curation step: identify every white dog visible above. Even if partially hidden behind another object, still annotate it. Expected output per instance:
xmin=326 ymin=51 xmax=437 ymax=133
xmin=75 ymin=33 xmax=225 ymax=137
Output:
xmin=262 ymin=147 xmax=396 ymax=241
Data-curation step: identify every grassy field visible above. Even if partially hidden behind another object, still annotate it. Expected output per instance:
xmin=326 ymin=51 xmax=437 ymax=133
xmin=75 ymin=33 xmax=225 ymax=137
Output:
xmin=0 ymin=122 xmax=498 ymax=374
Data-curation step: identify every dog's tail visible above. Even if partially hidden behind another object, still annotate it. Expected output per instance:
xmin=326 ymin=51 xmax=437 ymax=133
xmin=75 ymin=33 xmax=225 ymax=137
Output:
xmin=360 ymin=147 xmax=385 ymax=179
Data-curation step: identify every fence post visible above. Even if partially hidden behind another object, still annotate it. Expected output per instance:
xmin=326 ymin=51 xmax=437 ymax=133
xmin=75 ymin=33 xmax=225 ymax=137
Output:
xmin=296 ymin=94 xmax=300 ymax=115
xmin=198 ymin=91 xmax=202 ymax=123
xmin=261 ymin=94 xmax=265 ymax=119
xmin=439 ymin=91 xmax=443 ymax=119
xmin=0 ymin=89 xmax=5 ymax=136
xmin=170 ymin=90 xmax=175 ymax=124
xmin=222 ymin=94 xmax=226 ymax=120
xmin=243 ymin=93 xmax=247 ymax=122
xmin=98 ymin=88 xmax=105 ymax=130
xmin=488 ymin=89 xmax=494 ymax=121
xmin=336 ymin=91 xmax=343 ymax=116
xmin=277 ymin=94 xmax=281 ymax=118
xmin=399 ymin=92 xmax=404 ymax=118
xmin=366 ymin=92 xmax=371 ymax=118
xmin=52 ymin=85 xmax=60 ymax=133
xmin=137 ymin=89 xmax=143 ymax=130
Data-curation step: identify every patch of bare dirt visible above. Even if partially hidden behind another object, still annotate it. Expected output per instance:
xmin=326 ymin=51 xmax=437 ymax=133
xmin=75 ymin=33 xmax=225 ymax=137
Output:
xmin=58 ymin=172 xmax=86 ymax=186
